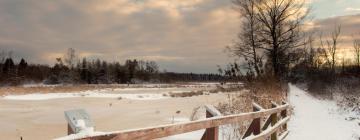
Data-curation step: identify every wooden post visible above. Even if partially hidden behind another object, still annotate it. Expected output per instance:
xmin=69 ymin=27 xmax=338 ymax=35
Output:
xmin=201 ymin=105 xmax=222 ymax=140
xmin=281 ymin=101 xmax=288 ymax=131
xmin=242 ymin=102 xmax=263 ymax=139
xmin=270 ymin=102 xmax=278 ymax=140
xmin=68 ymin=123 xmax=74 ymax=135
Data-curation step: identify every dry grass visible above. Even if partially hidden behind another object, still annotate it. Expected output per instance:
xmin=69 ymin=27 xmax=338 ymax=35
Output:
xmin=0 ymin=84 xmax=117 ymax=95
xmin=215 ymin=78 xmax=288 ymax=138
xmin=168 ymin=85 xmax=245 ymax=98
xmin=169 ymin=91 xmax=205 ymax=98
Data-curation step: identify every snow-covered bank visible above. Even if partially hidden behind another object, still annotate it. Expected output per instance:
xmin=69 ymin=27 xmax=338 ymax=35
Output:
xmin=287 ymin=84 xmax=360 ymax=140
xmin=1 ymin=92 xmax=168 ymax=101
xmin=0 ymin=85 xmax=214 ymax=101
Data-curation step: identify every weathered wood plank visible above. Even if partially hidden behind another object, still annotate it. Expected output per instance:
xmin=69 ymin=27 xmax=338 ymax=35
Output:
xmin=242 ymin=117 xmax=261 ymax=139
xmin=201 ymin=105 xmax=222 ymax=140
xmin=279 ymin=130 xmax=289 ymax=140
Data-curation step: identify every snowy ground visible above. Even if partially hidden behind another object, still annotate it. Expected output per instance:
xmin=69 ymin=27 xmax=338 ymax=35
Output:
xmin=287 ymin=84 xmax=360 ymax=140
xmin=0 ymin=83 xmax=235 ymax=140
xmin=163 ymin=84 xmax=360 ymax=140
xmin=2 ymin=83 xmax=359 ymax=140
xmin=0 ymin=86 xmax=212 ymax=101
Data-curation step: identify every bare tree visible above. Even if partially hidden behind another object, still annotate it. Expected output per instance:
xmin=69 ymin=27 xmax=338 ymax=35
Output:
xmin=353 ymin=35 xmax=360 ymax=69
xmin=230 ymin=0 xmax=263 ymax=77
xmin=254 ymin=0 xmax=310 ymax=78
xmin=320 ymin=25 xmax=341 ymax=72
xmin=305 ymin=35 xmax=317 ymax=68
xmin=64 ymin=48 xmax=77 ymax=69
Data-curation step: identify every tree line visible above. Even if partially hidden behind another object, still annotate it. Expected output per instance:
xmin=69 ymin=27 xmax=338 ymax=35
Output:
xmin=0 ymin=49 xmax=223 ymax=86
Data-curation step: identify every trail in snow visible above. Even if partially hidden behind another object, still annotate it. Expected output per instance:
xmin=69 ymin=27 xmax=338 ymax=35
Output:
xmin=287 ymin=84 xmax=360 ymax=140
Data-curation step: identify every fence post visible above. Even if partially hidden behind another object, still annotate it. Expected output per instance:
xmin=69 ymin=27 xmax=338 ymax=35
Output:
xmin=68 ymin=124 xmax=74 ymax=135
xmin=281 ymin=101 xmax=288 ymax=131
xmin=201 ymin=105 xmax=222 ymax=140
xmin=242 ymin=102 xmax=263 ymax=139
xmin=270 ymin=102 xmax=278 ymax=140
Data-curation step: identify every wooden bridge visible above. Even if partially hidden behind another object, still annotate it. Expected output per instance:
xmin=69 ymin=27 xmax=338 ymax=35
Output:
xmin=76 ymin=101 xmax=290 ymax=140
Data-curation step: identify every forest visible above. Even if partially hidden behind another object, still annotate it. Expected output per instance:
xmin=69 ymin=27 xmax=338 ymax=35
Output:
xmin=0 ymin=48 xmax=224 ymax=86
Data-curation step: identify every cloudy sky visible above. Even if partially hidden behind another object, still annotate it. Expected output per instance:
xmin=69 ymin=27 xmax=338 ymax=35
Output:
xmin=0 ymin=0 xmax=359 ymax=73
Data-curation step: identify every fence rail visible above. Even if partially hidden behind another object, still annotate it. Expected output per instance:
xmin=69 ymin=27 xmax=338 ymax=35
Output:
xmin=80 ymin=101 xmax=290 ymax=140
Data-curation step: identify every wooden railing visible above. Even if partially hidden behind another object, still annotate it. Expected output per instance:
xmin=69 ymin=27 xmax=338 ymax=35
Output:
xmin=81 ymin=101 xmax=289 ymax=140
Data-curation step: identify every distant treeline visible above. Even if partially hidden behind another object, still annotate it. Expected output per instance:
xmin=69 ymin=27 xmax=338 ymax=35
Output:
xmin=0 ymin=49 xmax=224 ymax=86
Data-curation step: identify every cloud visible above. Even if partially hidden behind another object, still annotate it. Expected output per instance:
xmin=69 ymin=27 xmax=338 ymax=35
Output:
xmin=1 ymin=0 xmax=357 ymax=73
xmin=345 ymin=7 xmax=360 ymax=12
xmin=0 ymin=0 xmax=237 ymax=73
xmin=93 ymin=0 xmax=206 ymax=20
xmin=95 ymin=0 xmax=145 ymax=15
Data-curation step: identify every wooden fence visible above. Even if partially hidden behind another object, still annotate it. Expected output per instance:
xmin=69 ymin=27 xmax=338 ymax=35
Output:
xmin=80 ymin=101 xmax=290 ymax=140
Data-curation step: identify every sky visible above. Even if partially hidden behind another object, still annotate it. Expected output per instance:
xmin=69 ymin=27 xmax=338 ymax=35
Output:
xmin=0 ymin=0 xmax=359 ymax=73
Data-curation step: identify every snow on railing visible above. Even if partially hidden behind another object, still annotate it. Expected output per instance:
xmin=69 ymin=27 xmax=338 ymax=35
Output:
xmin=71 ymin=101 xmax=290 ymax=140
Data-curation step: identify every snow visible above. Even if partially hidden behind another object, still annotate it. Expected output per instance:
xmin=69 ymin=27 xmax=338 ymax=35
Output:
xmin=54 ymin=128 xmax=104 ymax=140
xmin=168 ymin=117 xmax=191 ymax=123
xmin=161 ymin=117 xmax=206 ymax=140
xmin=1 ymin=85 xmax=211 ymax=101
xmin=1 ymin=92 xmax=169 ymax=101
xmin=162 ymin=129 xmax=205 ymax=140
xmin=287 ymin=84 xmax=360 ymax=140
xmin=54 ymin=119 xmax=105 ymax=140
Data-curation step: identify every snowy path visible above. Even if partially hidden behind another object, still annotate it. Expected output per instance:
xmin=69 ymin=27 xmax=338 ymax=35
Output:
xmin=287 ymin=84 xmax=359 ymax=140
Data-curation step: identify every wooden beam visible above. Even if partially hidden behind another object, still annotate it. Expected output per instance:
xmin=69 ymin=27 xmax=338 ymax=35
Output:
xmin=68 ymin=124 xmax=74 ymax=135
xmin=252 ymin=102 xmax=264 ymax=111
xmin=242 ymin=102 xmax=264 ymax=139
xmin=242 ymin=118 xmax=261 ymax=139
xmin=270 ymin=111 xmax=278 ymax=140
xmin=201 ymin=127 xmax=218 ymax=140
xmin=279 ymin=131 xmax=289 ymax=140
xmin=281 ymin=109 xmax=287 ymax=131
xmin=201 ymin=105 xmax=222 ymax=140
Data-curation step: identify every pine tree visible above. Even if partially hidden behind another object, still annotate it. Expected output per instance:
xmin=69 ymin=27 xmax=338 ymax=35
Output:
xmin=3 ymin=58 xmax=15 ymax=75
xmin=18 ymin=58 xmax=28 ymax=77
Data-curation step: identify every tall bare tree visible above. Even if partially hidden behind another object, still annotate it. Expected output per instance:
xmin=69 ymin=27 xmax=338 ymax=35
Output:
xmin=353 ymin=35 xmax=360 ymax=69
xmin=64 ymin=48 xmax=77 ymax=69
xmin=229 ymin=0 xmax=310 ymax=79
xmin=230 ymin=0 xmax=263 ymax=76
xmin=320 ymin=25 xmax=341 ymax=72
xmin=255 ymin=0 xmax=310 ymax=78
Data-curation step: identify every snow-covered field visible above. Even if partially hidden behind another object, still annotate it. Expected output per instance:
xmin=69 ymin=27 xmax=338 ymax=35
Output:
xmin=0 ymin=83 xmax=234 ymax=140
xmin=288 ymin=84 xmax=360 ymax=140
xmin=1 ymin=83 xmax=359 ymax=140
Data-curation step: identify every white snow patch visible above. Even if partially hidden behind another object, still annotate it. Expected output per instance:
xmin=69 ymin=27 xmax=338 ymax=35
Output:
xmin=287 ymin=84 xmax=360 ymax=140
xmin=2 ymin=92 xmax=168 ymax=101
xmin=54 ymin=128 xmax=104 ymax=140
xmin=54 ymin=119 xmax=105 ymax=140
xmin=161 ymin=129 xmax=205 ymax=140
xmin=168 ymin=117 xmax=191 ymax=123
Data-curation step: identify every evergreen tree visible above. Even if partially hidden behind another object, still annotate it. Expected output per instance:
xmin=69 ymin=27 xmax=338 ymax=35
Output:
xmin=3 ymin=58 xmax=15 ymax=75
xmin=18 ymin=58 xmax=28 ymax=77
